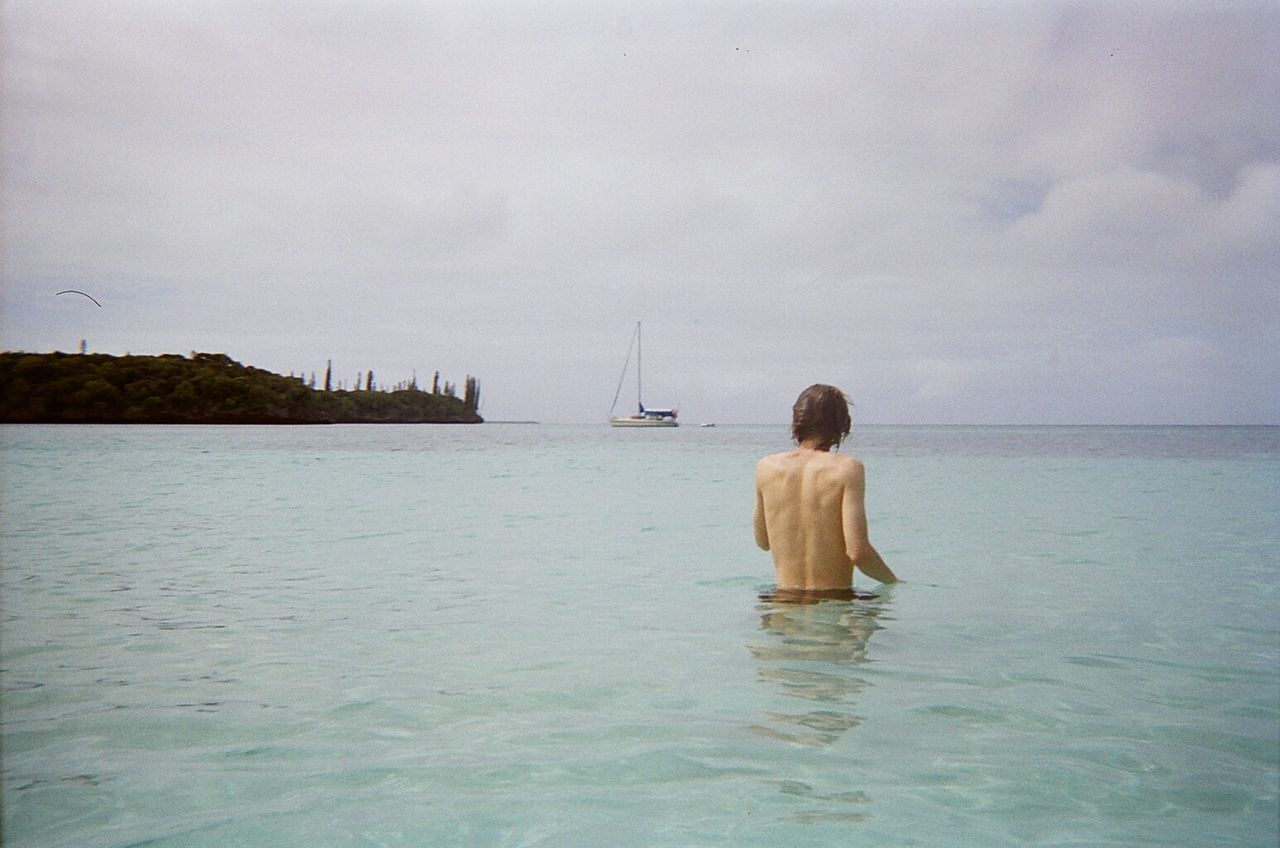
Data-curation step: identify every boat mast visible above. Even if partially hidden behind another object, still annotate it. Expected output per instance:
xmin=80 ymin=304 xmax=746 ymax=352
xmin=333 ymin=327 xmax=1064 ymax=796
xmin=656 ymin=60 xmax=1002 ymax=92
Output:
xmin=636 ymin=321 xmax=643 ymax=413
xmin=608 ymin=321 xmax=640 ymax=420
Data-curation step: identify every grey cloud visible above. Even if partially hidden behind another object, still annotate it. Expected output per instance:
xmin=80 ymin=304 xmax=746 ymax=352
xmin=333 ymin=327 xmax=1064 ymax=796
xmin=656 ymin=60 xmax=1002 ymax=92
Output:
xmin=3 ymin=0 xmax=1277 ymax=423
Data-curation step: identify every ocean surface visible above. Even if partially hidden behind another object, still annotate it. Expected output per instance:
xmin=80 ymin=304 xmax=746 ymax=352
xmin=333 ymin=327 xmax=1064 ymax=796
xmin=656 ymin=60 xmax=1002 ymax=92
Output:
xmin=2 ymin=423 xmax=1277 ymax=847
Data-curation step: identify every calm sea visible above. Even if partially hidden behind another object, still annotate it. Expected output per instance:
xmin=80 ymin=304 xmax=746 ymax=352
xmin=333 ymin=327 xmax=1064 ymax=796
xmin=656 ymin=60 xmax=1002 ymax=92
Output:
xmin=2 ymin=424 xmax=1277 ymax=847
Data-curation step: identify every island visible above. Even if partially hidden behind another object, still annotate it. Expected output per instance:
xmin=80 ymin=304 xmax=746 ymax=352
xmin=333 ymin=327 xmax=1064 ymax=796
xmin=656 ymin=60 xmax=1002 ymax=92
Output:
xmin=0 ymin=351 xmax=483 ymax=424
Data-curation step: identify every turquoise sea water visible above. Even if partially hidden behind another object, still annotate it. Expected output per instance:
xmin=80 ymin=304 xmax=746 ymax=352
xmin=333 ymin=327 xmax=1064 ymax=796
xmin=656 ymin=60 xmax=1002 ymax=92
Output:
xmin=2 ymin=424 xmax=1277 ymax=847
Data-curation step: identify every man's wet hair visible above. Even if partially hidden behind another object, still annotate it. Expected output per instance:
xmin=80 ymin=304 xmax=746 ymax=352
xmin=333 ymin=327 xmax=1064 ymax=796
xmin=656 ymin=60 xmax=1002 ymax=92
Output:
xmin=791 ymin=384 xmax=852 ymax=449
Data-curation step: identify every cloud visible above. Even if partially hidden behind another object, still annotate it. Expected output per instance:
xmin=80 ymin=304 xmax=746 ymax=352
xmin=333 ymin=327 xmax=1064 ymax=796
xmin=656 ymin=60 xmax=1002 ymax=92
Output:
xmin=2 ymin=1 xmax=1277 ymax=423
xmin=909 ymin=357 xmax=995 ymax=402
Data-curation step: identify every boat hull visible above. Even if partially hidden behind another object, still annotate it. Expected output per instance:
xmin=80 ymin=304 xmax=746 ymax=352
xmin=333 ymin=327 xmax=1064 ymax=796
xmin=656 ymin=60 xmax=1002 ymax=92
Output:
xmin=609 ymin=417 xmax=678 ymax=427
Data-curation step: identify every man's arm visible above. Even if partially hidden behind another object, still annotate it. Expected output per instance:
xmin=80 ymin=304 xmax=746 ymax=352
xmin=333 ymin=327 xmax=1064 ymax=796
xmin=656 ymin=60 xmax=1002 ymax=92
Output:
xmin=753 ymin=464 xmax=770 ymax=551
xmin=841 ymin=459 xmax=898 ymax=584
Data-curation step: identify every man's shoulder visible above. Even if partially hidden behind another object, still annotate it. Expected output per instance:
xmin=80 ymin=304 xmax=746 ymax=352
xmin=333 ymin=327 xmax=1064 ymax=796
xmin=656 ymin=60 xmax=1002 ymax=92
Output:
xmin=832 ymin=452 xmax=866 ymax=475
xmin=817 ymin=451 xmax=865 ymax=482
xmin=831 ymin=451 xmax=864 ymax=469
xmin=756 ymin=451 xmax=790 ymax=477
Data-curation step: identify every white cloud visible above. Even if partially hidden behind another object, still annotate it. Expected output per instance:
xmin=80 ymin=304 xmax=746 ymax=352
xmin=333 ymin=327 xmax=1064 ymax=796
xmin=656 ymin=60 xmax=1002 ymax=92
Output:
xmin=908 ymin=357 xmax=993 ymax=403
xmin=2 ymin=0 xmax=1277 ymax=423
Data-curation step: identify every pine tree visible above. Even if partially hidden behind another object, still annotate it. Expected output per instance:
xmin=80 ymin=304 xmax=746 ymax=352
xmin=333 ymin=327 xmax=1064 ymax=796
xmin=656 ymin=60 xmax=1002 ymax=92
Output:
xmin=324 ymin=360 xmax=332 ymax=392
xmin=463 ymin=375 xmax=480 ymax=413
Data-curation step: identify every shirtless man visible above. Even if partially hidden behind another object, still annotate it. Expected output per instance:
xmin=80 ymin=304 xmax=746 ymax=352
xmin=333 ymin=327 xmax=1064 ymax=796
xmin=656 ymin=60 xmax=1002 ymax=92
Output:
xmin=754 ymin=384 xmax=898 ymax=591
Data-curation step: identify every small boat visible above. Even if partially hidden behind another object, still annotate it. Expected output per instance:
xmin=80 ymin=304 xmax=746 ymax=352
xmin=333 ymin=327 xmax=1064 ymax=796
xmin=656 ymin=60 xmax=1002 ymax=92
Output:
xmin=609 ymin=321 xmax=678 ymax=427
xmin=700 ymin=422 xmax=716 ymax=428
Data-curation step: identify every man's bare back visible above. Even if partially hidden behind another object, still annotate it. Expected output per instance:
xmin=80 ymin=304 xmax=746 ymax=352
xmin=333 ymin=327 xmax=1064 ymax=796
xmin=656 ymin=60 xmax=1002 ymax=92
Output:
xmin=754 ymin=445 xmax=897 ymax=590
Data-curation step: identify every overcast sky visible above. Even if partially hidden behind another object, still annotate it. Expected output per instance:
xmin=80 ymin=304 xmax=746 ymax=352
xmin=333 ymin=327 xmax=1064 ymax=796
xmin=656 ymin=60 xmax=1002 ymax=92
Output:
xmin=3 ymin=1 xmax=1277 ymax=424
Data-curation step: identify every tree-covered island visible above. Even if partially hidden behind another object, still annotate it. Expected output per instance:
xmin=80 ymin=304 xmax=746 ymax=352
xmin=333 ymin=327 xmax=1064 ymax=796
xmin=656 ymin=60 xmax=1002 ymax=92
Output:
xmin=0 ymin=351 xmax=483 ymax=424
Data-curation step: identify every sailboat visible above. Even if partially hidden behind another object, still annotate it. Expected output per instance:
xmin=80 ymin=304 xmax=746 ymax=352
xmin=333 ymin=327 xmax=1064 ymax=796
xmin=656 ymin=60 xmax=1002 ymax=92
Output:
xmin=608 ymin=321 xmax=679 ymax=427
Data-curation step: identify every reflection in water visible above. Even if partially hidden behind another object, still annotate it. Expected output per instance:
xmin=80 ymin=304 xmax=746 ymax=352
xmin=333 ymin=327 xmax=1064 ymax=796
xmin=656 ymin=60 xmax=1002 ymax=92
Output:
xmin=748 ymin=590 xmax=886 ymax=747
xmin=747 ymin=590 xmax=890 ymax=823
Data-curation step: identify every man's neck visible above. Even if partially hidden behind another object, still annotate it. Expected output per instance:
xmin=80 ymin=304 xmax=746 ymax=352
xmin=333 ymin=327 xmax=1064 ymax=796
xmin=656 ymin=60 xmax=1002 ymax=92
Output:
xmin=797 ymin=438 xmax=834 ymax=452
